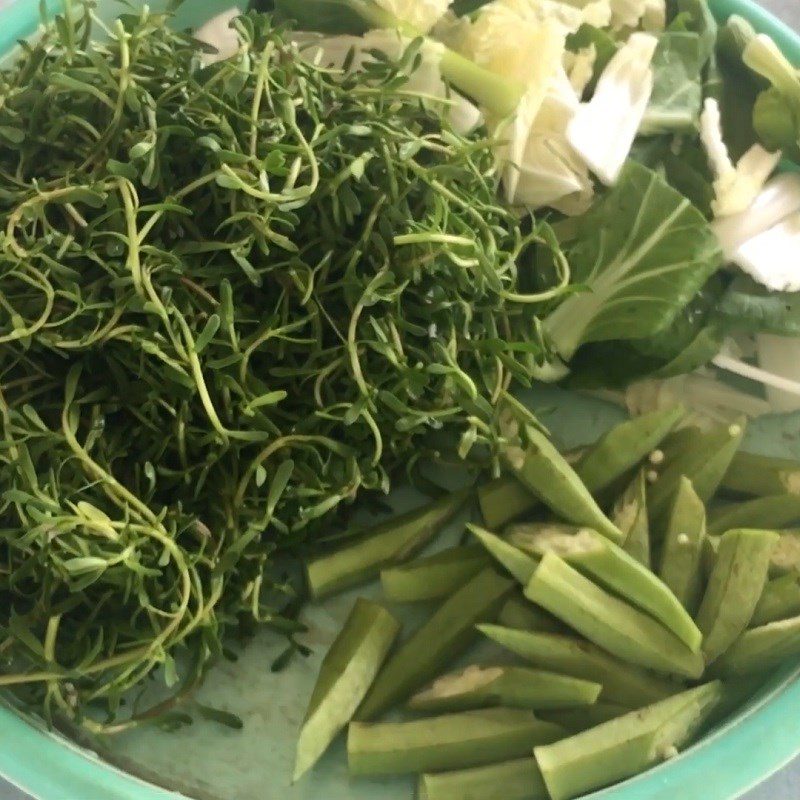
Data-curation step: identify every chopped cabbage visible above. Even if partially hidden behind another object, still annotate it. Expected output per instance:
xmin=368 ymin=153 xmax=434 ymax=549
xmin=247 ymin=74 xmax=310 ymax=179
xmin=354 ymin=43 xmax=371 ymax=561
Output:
xmin=642 ymin=0 xmax=667 ymax=32
xmin=372 ymin=0 xmax=453 ymax=33
xmin=733 ymin=212 xmax=800 ymax=292
xmin=700 ymin=98 xmax=782 ymax=218
xmin=565 ymin=45 xmax=597 ymax=95
xmin=567 ymin=32 xmax=658 ymax=185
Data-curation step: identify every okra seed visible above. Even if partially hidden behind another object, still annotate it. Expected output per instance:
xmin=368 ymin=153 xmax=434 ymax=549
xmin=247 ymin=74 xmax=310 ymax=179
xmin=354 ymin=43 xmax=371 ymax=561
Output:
xmin=677 ymin=533 xmax=690 ymax=546
xmin=647 ymin=470 xmax=659 ymax=484
xmin=728 ymin=425 xmax=742 ymax=437
xmin=649 ymin=450 xmax=665 ymax=466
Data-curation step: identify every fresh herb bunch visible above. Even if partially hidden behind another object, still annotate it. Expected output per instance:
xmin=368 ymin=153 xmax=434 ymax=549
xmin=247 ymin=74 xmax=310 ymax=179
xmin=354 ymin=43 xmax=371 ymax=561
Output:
xmin=0 ymin=4 xmax=559 ymax=729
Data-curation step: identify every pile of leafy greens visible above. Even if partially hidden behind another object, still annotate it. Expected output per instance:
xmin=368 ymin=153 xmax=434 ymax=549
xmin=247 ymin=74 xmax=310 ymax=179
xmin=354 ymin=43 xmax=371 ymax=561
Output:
xmin=0 ymin=4 xmax=562 ymax=731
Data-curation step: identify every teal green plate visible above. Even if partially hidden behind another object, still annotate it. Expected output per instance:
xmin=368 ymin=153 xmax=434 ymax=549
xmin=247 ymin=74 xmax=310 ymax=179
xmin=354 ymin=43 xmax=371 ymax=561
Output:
xmin=2 ymin=3 xmax=800 ymax=799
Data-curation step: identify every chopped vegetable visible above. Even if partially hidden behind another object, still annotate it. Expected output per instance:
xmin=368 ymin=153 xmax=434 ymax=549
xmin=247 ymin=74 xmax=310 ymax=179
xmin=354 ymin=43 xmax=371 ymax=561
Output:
xmin=722 ymin=452 xmax=800 ymax=498
xmin=534 ymin=682 xmax=723 ymax=800
xmin=470 ymin=525 xmax=540 ymax=585
xmin=479 ymin=624 xmax=678 ymax=706
xmin=524 ymin=553 xmax=704 ymax=677
xmin=615 ymin=471 xmax=652 ymax=568
xmin=648 ymin=418 xmax=745 ymax=524
xmin=696 ymin=529 xmax=780 ymax=663
xmin=306 ymin=490 xmax=469 ymax=600
xmin=769 ymin=531 xmax=800 ymax=576
xmin=511 ymin=526 xmax=701 ymax=650
xmin=708 ymin=495 xmax=800 ymax=536
xmin=408 ymin=664 xmax=602 ymax=713
xmin=538 ymin=702 xmax=632 ymax=733
xmin=502 ymin=417 xmax=623 ymax=542
xmin=567 ymin=33 xmax=658 ymax=185
xmin=752 ymin=574 xmax=800 ymax=627
xmin=700 ymin=98 xmax=781 ymax=217
xmin=356 ymin=568 xmax=514 ymax=720
xmin=294 ymin=599 xmax=400 ymax=780
xmin=498 ymin=595 xmax=567 ymax=633
xmin=659 ymin=477 xmax=707 ymax=614
xmin=420 ymin=757 xmax=548 ymax=800
xmin=380 ymin=545 xmax=488 ymax=603
xmin=348 ymin=709 xmax=564 ymax=775
xmin=715 ymin=616 xmax=800 ymax=677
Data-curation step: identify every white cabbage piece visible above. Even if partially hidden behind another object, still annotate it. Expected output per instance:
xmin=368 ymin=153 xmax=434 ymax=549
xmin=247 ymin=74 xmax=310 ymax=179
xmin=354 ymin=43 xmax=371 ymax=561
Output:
xmin=195 ymin=7 xmax=242 ymax=65
xmin=733 ymin=212 xmax=800 ymax=292
xmin=712 ymin=173 xmax=800 ymax=258
xmin=700 ymin=98 xmax=782 ymax=218
xmin=503 ymin=66 xmax=593 ymax=212
xmin=609 ymin=0 xmax=649 ymax=29
xmin=564 ymin=45 xmax=597 ymax=95
xmin=567 ymin=32 xmax=658 ymax=185
xmin=642 ymin=0 xmax=667 ymax=32
xmin=374 ymin=0 xmax=453 ymax=33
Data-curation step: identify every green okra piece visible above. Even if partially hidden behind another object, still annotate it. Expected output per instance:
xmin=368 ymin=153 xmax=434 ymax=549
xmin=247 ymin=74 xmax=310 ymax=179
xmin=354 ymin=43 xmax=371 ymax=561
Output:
xmin=498 ymin=594 xmax=565 ymax=633
xmin=574 ymin=405 xmax=685 ymax=495
xmin=752 ymin=573 xmax=800 ymax=626
xmin=722 ymin=452 xmax=800 ymax=498
xmin=469 ymin=525 xmax=539 ymax=585
xmin=478 ymin=476 xmax=539 ymax=530
xmin=659 ymin=477 xmax=707 ymax=615
xmin=524 ymin=553 xmax=704 ymax=678
xmin=648 ymin=418 xmax=746 ymax=526
xmin=538 ymin=702 xmax=632 ymax=733
xmin=347 ymin=709 xmax=565 ymax=776
xmin=768 ymin=530 xmax=800 ymax=576
xmin=420 ymin=758 xmax=548 ymax=800
xmin=306 ymin=489 xmax=469 ymax=599
xmin=708 ymin=495 xmax=800 ymax=536
xmin=696 ymin=528 xmax=780 ymax=664
xmin=534 ymin=682 xmax=724 ymax=800
xmin=293 ymin=598 xmax=401 ymax=781
xmin=714 ymin=615 xmax=800 ymax=677
xmin=356 ymin=567 xmax=514 ymax=720
xmin=614 ymin=470 xmax=651 ymax=569
xmin=478 ymin=624 xmax=678 ymax=707
xmin=380 ymin=545 xmax=488 ymax=603
xmin=503 ymin=424 xmax=623 ymax=543
xmin=408 ymin=664 xmax=602 ymax=714
xmin=508 ymin=526 xmax=701 ymax=652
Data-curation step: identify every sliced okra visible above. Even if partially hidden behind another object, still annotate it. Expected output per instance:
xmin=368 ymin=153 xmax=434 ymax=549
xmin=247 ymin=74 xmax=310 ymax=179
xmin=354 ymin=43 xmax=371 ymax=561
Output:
xmin=696 ymin=529 xmax=780 ymax=664
xmin=659 ymin=476 xmax=706 ymax=615
xmin=614 ymin=470 xmax=651 ymax=568
xmin=714 ymin=615 xmax=800 ymax=677
xmin=478 ymin=476 xmax=539 ymax=530
xmin=498 ymin=594 xmax=566 ymax=634
xmin=708 ymin=495 xmax=800 ymax=536
xmin=524 ymin=553 xmax=704 ymax=678
xmin=306 ymin=489 xmax=469 ymax=599
xmin=420 ymin=758 xmax=548 ymax=800
xmin=768 ymin=530 xmax=800 ymax=576
xmin=752 ymin=573 xmax=800 ymax=627
xmin=508 ymin=526 xmax=701 ymax=652
xmin=380 ymin=545 xmax=488 ymax=603
xmin=469 ymin=524 xmax=539 ymax=585
xmin=408 ymin=664 xmax=601 ymax=714
xmin=722 ymin=451 xmax=800 ymax=497
xmin=293 ymin=598 xmax=401 ymax=781
xmin=356 ymin=567 xmax=514 ymax=720
xmin=347 ymin=709 xmax=564 ymax=776
xmin=502 ymin=423 xmax=623 ymax=543
xmin=648 ymin=418 xmax=746 ymax=526
xmin=534 ymin=682 xmax=723 ymax=800
xmin=478 ymin=624 xmax=678 ymax=707
xmin=574 ymin=405 xmax=685 ymax=495
xmin=538 ymin=702 xmax=632 ymax=733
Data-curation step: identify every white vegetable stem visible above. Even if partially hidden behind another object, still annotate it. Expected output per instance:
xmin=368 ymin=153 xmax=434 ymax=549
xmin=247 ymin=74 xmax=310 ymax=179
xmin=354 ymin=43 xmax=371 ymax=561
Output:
xmin=734 ymin=213 xmax=800 ymax=292
xmin=567 ymin=32 xmax=658 ymax=186
xmin=195 ymin=7 xmax=242 ymax=65
xmin=700 ymin=98 xmax=781 ymax=218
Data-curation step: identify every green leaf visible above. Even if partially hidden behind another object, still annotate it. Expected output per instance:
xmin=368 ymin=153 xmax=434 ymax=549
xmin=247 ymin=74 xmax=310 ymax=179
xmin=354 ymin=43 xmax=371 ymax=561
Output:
xmin=642 ymin=33 xmax=705 ymax=134
xmin=716 ymin=275 xmax=800 ymax=335
xmin=545 ymin=162 xmax=723 ymax=360
xmin=671 ymin=0 xmax=717 ymax=63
